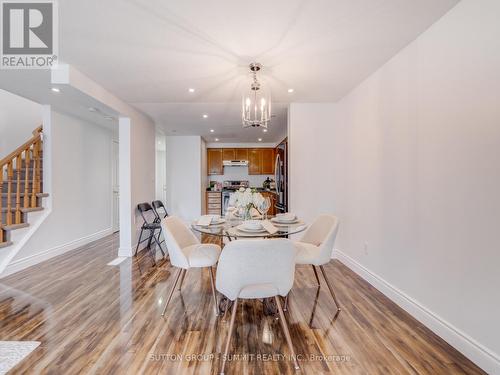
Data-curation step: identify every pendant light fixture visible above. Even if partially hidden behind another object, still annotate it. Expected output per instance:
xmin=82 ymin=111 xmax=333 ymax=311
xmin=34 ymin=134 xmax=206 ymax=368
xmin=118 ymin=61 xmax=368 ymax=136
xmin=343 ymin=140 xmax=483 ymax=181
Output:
xmin=242 ymin=62 xmax=271 ymax=129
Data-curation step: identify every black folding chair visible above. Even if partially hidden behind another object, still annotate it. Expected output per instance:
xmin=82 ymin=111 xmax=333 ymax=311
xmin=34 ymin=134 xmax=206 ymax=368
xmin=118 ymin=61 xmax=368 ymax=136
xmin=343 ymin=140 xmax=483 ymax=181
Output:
xmin=152 ymin=200 xmax=169 ymax=221
xmin=151 ymin=200 xmax=169 ymax=252
xmin=134 ymin=203 xmax=166 ymax=265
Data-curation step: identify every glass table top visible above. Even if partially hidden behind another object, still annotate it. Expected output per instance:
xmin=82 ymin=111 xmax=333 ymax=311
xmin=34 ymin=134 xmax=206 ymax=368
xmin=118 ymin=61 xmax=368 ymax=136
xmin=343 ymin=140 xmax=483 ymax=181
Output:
xmin=191 ymin=216 xmax=307 ymax=239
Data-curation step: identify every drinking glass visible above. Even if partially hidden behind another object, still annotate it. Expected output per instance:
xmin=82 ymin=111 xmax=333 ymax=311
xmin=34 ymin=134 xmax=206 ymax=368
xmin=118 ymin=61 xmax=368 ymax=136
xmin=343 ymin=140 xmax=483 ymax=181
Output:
xmin=260 ymin=197 xmax=271 ymax=219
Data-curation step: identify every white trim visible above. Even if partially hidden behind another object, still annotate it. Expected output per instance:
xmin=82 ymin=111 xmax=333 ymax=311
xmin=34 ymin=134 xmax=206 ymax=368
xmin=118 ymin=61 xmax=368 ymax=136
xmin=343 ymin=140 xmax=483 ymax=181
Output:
xmin=1 ymin=228 xmax=113 ymax=278
xmin=333 ymin=249 xmax=500 ymax=375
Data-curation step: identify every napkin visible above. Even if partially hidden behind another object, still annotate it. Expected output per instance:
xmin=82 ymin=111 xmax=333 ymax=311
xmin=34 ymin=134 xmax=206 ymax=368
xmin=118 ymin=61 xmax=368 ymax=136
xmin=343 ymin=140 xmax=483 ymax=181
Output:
xmin=197 ymin=215 xmax=214 ymax=226
xmin=261 ymin=220 xmax=278 ymax=235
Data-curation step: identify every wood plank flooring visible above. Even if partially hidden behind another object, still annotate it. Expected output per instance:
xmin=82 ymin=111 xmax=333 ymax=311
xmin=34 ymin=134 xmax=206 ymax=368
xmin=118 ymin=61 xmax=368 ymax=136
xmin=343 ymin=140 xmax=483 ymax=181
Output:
xmin=0 ymin=233 xmax=486 ymax=374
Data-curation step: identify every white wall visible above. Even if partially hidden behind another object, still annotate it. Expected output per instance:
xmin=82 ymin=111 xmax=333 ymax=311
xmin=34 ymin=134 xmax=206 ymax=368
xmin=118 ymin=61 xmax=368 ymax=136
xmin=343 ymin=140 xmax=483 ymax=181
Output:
xmin=289 ymin=0 xmax=500 ymax=373
xmin=165 ymin=136 xmax=202 ymax=222
xmin=53 ymin=64 xmax=157 ymax=255
xmin=10 ymin=111 xmax=114 ymax=265
xmin=201 ymin=139 xmax=207 ymax=214
xmin=0 ymin=90 xmax=42 ymax=159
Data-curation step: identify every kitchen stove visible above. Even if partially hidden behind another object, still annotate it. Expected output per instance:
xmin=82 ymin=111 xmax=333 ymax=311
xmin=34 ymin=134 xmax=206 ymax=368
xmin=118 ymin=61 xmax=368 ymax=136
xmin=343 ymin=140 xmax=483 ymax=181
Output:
xmin=223 ymin=180 xmax=249 ymax=191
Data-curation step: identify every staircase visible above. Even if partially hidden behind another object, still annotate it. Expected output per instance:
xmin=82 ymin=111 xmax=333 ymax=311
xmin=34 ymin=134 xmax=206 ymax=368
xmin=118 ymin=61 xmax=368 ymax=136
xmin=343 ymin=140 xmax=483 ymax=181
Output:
xmin=0 ymin=126 xmax=48 ymax=249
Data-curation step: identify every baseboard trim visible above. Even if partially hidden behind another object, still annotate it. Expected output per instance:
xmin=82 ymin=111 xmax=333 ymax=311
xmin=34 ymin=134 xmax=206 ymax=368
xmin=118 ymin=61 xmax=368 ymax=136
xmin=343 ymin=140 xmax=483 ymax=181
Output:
xmin=1 ymin=228 xmax=113 ymax=278
xmin=332 ymin=249 xmax=499 ymax=374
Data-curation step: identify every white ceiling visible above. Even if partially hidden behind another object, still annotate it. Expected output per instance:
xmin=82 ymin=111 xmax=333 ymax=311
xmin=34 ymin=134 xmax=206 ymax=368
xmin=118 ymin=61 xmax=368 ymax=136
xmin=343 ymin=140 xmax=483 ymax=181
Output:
xmin=0 ymin=70 xmax=120 ymax=131
xmin=57 ymin=0 xmax=459 ymax=142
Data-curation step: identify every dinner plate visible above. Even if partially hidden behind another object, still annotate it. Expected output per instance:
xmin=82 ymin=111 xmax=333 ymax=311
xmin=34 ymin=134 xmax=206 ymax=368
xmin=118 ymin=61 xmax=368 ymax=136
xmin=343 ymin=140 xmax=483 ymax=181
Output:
xmin=211 ymin=218 xmax=226 ymax=225
xmin=236 ymin=224 xmax=267 ymax=233
xmin=271 ymin=217 xmax=300 ymax=224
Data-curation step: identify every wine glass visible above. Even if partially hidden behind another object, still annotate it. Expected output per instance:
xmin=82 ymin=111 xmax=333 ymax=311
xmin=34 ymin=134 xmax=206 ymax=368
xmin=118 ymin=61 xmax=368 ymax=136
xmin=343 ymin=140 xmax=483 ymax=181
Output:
xmin=259 ymin=197 xmax=271 ymax=220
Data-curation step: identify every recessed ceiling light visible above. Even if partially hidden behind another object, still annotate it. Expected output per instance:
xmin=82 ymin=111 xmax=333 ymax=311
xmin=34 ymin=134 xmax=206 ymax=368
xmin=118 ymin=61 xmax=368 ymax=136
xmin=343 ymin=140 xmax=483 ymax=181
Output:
xmin=88 ymin=107 xmax=97 ymax=112
xmin=215 ymin=138 xmax=219 ymax=142
xmin=104 ymin=116 xmax=114 ymax=121
xmin=258 ymin=138 xmax=263 ymax=142
xmin=263 ymin=129 xmax=268 ymax=133
xmin=203 ymin=114 xmax=208 ymax=118
xmin=188 ymin=88 xmax=195 ymax=93
xmin=287 ymin=88 xmax=294 ymax=93
xmin=51 ymin=87 xmax=60 ymax=93
xmin=210 ymin=129 xmax=214 ymax=133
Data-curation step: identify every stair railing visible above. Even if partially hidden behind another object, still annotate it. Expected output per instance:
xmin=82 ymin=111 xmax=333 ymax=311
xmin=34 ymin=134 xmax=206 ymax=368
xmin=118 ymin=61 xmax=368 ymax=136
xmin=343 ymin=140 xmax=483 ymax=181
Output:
xmin=0 ymin=126 xmax=43 ymax=244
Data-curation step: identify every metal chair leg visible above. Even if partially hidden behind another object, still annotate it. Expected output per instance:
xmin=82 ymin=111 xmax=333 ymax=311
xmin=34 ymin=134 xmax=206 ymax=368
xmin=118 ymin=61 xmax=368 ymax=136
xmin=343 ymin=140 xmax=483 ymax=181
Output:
xmin=275 ymin=296 xmax=300 ymax=371
xmin=161 ymin=268 xmax=183 ymax=317
xmin=220 ymin=298 xmax=238 ymax=375
xmin=178 ymin=269 xmax=187 ymax=291
xmin=208 ymin=267 xmax=219 ymax=316
xmin=312 ymin=265 xmax=321 ymax=287
xmin=283 ymin=294 xmax=289 ymax=311
xmin=134 ymin=228 xmax=144 ymax=256
xmin=319 ymin=265 xmax=341 ymax=312
xmin=152 ymin=231 xmax=166 ymax=258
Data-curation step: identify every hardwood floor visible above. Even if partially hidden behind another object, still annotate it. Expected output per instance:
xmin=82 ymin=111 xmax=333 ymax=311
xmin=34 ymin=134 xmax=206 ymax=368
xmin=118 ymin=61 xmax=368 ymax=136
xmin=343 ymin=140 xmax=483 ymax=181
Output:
xmin=0 ymin=233 xmax=485 ymax=374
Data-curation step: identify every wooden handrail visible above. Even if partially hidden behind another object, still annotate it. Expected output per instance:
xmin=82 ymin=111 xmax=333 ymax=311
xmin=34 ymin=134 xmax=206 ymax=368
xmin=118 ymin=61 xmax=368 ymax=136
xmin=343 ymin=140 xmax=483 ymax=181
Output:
xmin=0 ymin=125 xmax=43 ymax=168
xmin=1 ymin=126 xmax=43 ymax=243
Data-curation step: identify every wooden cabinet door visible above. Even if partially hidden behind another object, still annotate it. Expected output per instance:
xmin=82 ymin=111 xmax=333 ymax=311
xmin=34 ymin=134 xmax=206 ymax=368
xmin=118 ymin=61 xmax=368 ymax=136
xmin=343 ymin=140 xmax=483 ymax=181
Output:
xmin=261 ymin=148 xmax=275 ymax=175
xmin=234 ymin=148 xmax=248 ymax=161
xmin=207 ymin=148 xmax=223 ymax=175
xmin=222 ymin=148 xmax=235 ymax=161
xmin=248 ymin=149 xmax=262 ymax=175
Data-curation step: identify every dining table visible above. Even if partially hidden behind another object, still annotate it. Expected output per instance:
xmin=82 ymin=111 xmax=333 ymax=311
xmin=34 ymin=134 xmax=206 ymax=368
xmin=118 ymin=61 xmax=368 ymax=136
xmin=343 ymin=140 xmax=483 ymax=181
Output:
xmin=191 ymin=213 xmax=308 ymax=315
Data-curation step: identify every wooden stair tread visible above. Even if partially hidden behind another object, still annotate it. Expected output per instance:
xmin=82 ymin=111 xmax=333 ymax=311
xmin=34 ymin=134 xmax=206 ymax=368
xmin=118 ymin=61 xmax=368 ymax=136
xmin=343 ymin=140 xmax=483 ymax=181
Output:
xmin=1 ymin=207 xmax=43 ymax=212
xmin=1 ymin=192 xmax=49 ymax=197
xmin=0 ymin=241 xmax=13 ymax=249
xmin=2 ymin=223 xmax=29 ymax=231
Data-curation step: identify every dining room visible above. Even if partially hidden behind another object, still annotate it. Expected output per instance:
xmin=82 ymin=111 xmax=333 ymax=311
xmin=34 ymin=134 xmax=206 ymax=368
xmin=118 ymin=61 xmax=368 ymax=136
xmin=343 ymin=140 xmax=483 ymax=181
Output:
xmin=1 ymin=0 xmax=499 ymax=374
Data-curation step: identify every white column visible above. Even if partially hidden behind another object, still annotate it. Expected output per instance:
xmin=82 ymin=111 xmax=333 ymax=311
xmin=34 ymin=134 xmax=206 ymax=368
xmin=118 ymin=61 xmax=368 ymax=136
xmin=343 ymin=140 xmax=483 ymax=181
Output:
xmin=118 ymin=117 xmax=133 ymax=256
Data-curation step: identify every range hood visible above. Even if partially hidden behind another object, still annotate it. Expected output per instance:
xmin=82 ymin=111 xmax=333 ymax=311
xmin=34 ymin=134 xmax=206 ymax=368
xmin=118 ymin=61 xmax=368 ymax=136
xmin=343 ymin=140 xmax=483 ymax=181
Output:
xmin=223 ymin=160 xmax=249 ymax=167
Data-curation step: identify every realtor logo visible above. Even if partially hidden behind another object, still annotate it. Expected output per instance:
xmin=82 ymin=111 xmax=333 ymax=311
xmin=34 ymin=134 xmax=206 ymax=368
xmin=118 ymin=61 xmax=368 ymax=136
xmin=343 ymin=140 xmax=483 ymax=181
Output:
xmin=1 ymin=0 xmax=58 ymax=69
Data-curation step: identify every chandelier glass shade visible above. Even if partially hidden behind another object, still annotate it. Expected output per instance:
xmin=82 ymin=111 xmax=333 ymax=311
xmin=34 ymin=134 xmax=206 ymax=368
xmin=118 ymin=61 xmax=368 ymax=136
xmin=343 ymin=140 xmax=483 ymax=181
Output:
xmin=242 ymin=62 xmax=271 ymax=129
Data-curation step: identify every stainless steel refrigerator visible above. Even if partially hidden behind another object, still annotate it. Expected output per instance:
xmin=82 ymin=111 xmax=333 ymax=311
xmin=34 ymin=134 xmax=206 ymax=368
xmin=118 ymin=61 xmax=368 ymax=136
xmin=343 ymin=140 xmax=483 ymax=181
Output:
xmin=274 ymin=139 xmax=288 ymax=213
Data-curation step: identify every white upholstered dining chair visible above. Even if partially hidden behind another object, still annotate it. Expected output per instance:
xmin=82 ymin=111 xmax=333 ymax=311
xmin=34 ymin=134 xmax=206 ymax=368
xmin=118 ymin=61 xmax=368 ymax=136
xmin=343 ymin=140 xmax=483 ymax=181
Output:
xmin=216 ymin=239 xmax=300 ymax=375
xmin=292 ymin=214 xmax=341 ymax=314
xmin=160 ymin=216 xmax=221 ymax=317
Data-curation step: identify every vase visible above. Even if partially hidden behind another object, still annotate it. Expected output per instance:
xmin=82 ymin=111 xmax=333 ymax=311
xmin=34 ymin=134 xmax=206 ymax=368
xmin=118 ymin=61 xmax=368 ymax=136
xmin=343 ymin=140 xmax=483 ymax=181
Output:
xmin=243 ymin=206 xmax=252 ymax=221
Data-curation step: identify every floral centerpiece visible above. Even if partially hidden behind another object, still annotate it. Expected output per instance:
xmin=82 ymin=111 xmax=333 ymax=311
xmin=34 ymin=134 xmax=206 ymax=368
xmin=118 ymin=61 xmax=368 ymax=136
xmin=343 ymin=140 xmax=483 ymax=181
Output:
xmin=228 ymin=187 xmax=264 ymax=220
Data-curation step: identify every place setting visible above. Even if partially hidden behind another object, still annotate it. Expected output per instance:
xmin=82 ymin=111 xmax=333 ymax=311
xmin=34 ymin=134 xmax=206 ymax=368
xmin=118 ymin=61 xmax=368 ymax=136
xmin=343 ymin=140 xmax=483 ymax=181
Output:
xmin=195 ymin=214 xmax=226 ymax=227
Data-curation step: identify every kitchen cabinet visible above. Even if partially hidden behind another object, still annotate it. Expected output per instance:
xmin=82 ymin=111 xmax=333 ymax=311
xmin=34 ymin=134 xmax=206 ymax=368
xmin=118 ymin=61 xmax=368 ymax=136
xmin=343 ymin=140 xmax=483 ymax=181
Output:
xmin=206 ymin=191 xmax=222 ymax=215
xmin=248 ymin=149 xmax=262 ymax=175
xmin=234 ymin=148 xmax=248 ymax=161
xmin=207 ymin=148 xmax=223 ymax=175
xmin=222 ymin=148 xmax=235 ymax=161
xmin=206 ymin=147 xmax=273 ymax=175
xmin=261 ymin=148 xmax=275 ymax=174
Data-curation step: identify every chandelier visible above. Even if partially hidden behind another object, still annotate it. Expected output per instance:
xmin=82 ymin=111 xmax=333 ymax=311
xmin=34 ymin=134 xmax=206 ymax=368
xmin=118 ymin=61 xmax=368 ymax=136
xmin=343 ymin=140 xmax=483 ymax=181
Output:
xmin=242 ymin=62 xmax=271 ymax=129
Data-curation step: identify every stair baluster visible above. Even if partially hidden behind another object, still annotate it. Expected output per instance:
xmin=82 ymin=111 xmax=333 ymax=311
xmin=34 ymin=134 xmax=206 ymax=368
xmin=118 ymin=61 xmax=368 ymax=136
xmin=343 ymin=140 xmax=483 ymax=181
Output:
xmin=7 ymin=161 xmax=13 ymax=225
xmin=24 ymin=147 xmax=31 ymax=209
xmin=0 ymin=125 xmax=43 ymax=246
xmin=15 ymin=155 xmax=22 ymax=224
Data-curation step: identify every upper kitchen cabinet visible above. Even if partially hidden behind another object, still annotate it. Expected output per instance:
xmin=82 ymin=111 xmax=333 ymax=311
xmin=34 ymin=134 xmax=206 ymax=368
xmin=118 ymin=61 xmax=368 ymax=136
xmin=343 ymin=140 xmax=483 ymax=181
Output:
xmin=248 ymin=149 xmax=262 ymax=175
xmin=261 ymin=148 xmax=275 ymax=174
xmin=234 ymin=148 xmax=248 ymax=161
xmin=222 ymin=148 xmax=235 ymax=161
xmin=207 ymin=148 xmax=223 ymax=175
